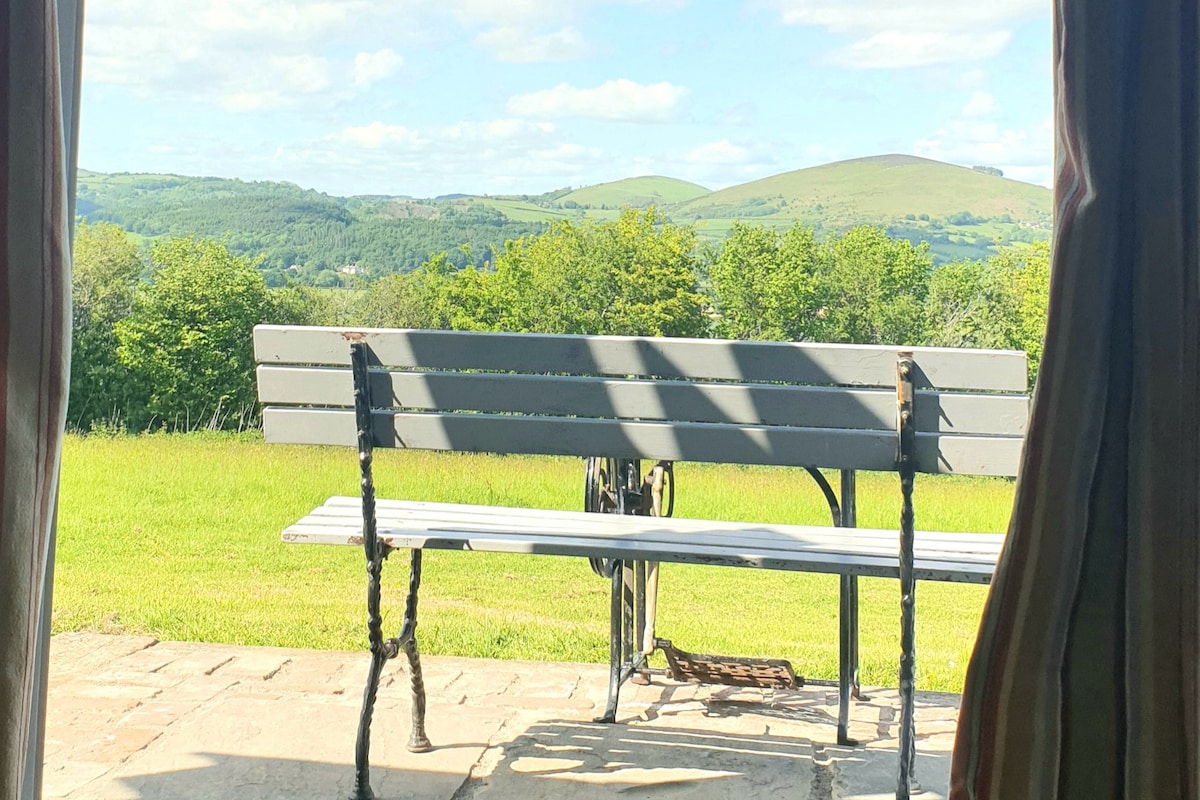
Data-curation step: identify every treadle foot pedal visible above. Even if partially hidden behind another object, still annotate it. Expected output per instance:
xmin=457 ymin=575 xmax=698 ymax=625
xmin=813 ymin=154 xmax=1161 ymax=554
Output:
xmin=658 ymin=639 xmax=802 ymax=689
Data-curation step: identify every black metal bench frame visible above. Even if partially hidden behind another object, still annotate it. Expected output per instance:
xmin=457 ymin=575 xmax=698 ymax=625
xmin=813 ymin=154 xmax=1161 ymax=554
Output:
xmin=255 ymin=325 xmax=1026 ymax=800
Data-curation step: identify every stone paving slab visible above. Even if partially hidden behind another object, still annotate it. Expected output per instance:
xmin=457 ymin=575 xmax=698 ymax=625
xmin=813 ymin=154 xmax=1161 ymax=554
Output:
xmin=43 ymin=633 xmax=958 ymax=799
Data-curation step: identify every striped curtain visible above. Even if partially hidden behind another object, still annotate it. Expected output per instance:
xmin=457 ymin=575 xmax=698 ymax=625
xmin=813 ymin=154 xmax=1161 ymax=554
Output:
xmin=0 ymin=1 xmax=81 ymax=798
xmin=950 ymin=2 xmax=1200 ymax=798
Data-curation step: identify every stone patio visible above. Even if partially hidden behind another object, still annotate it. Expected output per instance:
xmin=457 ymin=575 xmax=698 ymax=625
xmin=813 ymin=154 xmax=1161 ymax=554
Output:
xmin=43 ymin=633 xmax=959 ymax=799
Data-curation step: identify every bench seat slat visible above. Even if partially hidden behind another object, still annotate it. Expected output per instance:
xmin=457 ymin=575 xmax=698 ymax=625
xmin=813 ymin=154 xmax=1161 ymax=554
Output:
xmin=297 ymin=510 xmax=1002 ymax=563
xmin=320 ymin=497 xmax=1005 ymax=556
xmin=253 ymin=325 xmax=1029 ymax=391
xmin=256 ymin=365 xmax=1029 ymax=437
xmin=262 ymin=407 xmax=1024 ymax=476
xmin=283 ymin=498 xmax=999 ymax=583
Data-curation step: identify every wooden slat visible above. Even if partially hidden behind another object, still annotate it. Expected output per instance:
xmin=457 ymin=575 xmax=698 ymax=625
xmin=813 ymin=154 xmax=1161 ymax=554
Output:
xmin=359 ymin=497 xmax=1006 ymax=550
xmin=257 ymin=365 xmax=1029 ymax=437
xmin=253 ymin=325 xmax=1028 ymax=391
xmin=280 ymin=499 xmax=998 ymax=583
xmin=305 ymin=497 xmax=1006 ymax=561
xmin=262 ymin=407 xmax=1025 ymax=476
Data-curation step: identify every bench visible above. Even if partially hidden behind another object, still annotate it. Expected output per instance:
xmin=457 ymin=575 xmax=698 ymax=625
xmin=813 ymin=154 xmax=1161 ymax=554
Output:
xmin=253 ymin=324 xmax=1027 ymax=799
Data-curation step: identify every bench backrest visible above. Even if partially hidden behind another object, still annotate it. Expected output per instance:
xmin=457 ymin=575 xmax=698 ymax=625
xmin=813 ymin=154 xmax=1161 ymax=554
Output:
xmin=254 ymin=325 xmax=1029 ymax=477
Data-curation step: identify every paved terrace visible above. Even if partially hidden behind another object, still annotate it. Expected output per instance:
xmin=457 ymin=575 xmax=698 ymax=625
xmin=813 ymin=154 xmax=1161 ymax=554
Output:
xmin=44 ymin=633 xmax=959 ymax=799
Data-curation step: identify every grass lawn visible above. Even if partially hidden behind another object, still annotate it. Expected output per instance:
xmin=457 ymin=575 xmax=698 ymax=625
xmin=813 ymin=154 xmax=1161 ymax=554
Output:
xmin=55 ymin=432 xmax=1015 ymax=693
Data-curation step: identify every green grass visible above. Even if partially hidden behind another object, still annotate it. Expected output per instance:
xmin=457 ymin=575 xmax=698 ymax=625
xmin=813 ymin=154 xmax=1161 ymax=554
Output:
xmin=55 ymin=433 xmax=1014 ymax=692
xmin=469 ymin=198 xmax=578 ymax=223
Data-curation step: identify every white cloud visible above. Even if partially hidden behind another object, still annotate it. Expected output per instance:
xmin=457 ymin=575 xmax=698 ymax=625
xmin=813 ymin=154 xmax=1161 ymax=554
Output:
xmin=265 ymin=116 xmax=594 ymax=195
xmin=438 ymin=0 xmax=685 ymax=62
xmin=336 ymin=122 xmax=425 ymax=149
xmin=841 ymin=31 xmax=1012 ymax=68
xmin=82 ymin=1 xmax=409 ymax=111
xmin=507 ymin=80 xmax=690 ymax=123
xmin=353 ymin=49 xmax=405 ymax=87
xmin=914 ymin=95 xmax=1053 ymax=186
xmin=222 ymin=92 xmax=288 ymax=113
xmin=772 ymin=0 xmax=1043 ymax=31
xmin=475 ymin=25 xmax=588 ymax=63
xmin=770 ymin=0 xmax=1044 ymax=68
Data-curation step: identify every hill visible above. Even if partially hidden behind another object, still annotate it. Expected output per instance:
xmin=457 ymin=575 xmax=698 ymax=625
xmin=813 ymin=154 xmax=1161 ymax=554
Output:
xmin=558 ymin=175 xmax=710 ymax=209
xmin=75 ymin=155 xmax=1053 ymax=282
xmin=672 ymin=154 xmax=1052 ymax=260
xmin=75 ymin=170 xmax=546 ymax=285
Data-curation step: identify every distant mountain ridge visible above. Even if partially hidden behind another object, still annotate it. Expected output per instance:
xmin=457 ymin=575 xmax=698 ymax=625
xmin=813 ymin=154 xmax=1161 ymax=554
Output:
xmin=76 ymin=154 xmax=1052 ymax=283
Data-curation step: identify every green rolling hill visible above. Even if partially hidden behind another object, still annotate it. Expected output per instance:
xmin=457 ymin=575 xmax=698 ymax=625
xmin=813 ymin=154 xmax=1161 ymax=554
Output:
xmin=75 ymin=154 xmax=1052 ymax=282
xmin=671 ymin=154 xmax=1052 ymax=260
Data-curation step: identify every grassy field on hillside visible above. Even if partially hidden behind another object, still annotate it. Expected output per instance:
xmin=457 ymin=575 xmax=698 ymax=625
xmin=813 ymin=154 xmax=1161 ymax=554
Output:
xmin=55 ymin=433 xmax=1015 ymax=692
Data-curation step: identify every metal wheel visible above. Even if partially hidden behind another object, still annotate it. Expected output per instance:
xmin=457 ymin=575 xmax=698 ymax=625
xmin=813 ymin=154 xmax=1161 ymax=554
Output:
xmin=585 ymin=456 xmax=618 ymax=577
xmin=585 ymin=457 xmax=642 ymax=577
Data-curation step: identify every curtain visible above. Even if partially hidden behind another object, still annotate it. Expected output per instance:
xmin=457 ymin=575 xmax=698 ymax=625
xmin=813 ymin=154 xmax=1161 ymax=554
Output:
xmin=0 ymin=0 xmax=81 ymax=798
xmin=950 ymin=2 xmax=1200 ymax=797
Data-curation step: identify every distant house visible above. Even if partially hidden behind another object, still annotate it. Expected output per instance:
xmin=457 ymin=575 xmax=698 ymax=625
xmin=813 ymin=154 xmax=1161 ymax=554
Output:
xmin=338 ymin=264 xmax=363 ymax=276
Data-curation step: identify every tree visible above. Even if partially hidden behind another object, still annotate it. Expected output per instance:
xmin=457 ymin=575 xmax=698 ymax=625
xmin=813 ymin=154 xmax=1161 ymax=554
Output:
xmin=814 ymin=226 xmax=933 ymax=345
xmin=115 ymin=237 xmax=279 ymax=430
xmin=924 ymin=242 xmax=1050 ymax=386
xmin=707 ymin=222 xmax=821 ymax=341
xmin=925 ymin=258 xmax=1017 ymax=349
xmin=487 ymin=208 xmax=706 ymax=337
xmin=68 ymin=222 xmax=145 ymax=431
xmin=358 ymin=252 xmax=489 ymax=330
xmin=991 ymin=241 xmax=1051 ymax=383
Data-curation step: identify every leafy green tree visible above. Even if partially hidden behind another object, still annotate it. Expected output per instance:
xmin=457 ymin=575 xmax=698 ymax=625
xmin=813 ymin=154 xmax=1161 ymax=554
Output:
xmin=707 ymin=222 xmax=820 ymax=341
xmin=924 ymin=241 xmax=1050 ymax=385
xmin=68 ymin=222 xmax=146 ymax=430
xmin=357 ymin=250 xmax=489 ymax=328
xmin=488 ymin=208 xmax=706 ymax=337
xmin=990 ymin=241 xmax=1050 ymax=382
xmin=265 ymin=283 xmax=355 ymax=327
xmin=814 ymin=226 xmax=933 ymax=345
xmin=925 ymin=259 xmax=1004 ymax=349
xmin=115 ymin=237 xmax=279 ymax=430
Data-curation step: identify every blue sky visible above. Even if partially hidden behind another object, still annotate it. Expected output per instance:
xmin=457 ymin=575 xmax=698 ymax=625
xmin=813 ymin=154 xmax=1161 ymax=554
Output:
xmin=80 ymin=1 xmax=1052 ymax=198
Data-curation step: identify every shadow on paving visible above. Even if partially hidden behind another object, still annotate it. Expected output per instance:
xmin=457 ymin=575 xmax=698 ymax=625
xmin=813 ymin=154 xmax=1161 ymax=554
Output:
xmin=111 ymin=752 xmax=481 ymax=800
xmin=103 ymin=721 xmax=951 ymax=800
xmin=473 ymin=719 xmax=950 ymax=799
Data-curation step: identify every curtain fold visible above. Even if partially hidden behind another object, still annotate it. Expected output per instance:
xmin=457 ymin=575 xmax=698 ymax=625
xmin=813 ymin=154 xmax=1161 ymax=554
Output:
xmin=950 ymin=2 xmax=1200 ymax=797
xmin=0 ymin=0 xmax=79 ymax=798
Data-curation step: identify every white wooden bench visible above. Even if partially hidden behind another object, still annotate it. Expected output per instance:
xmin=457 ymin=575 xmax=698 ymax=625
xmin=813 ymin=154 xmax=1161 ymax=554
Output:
xmin=254 ymin=324 xmax=1027 ymax=800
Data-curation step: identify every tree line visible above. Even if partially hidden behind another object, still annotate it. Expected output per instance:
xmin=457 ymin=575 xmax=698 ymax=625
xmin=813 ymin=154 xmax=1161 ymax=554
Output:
xmin=68 ymin=209 xmax=1049 ymax=434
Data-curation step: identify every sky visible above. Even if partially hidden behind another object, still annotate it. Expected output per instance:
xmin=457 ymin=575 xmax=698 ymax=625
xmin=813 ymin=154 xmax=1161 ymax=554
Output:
xmin=79 ymin=0 xmax=1053 ymax=199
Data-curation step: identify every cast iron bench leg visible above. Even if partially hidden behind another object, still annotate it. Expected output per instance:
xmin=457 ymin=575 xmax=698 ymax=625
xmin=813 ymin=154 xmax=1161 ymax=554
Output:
xmin=897 ymin=355 xmax=918 ymax=798
xmin=838 ymin=574 xmax=860 ymax=746
xmin=595 ymin=559 xmax=625 ymax=723
xmin=837 ymin=468 xmax=864 ymax=746
xmin=348 ymin=341 xmax=431 ymax=800
xmin=402 ymin=636 xmax=431 ymax=752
